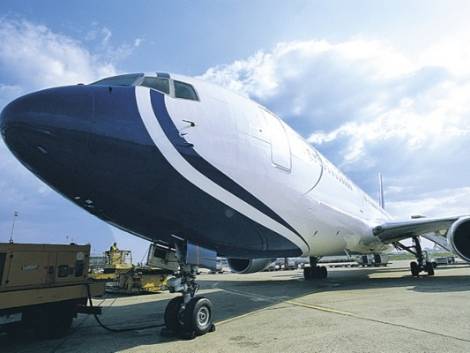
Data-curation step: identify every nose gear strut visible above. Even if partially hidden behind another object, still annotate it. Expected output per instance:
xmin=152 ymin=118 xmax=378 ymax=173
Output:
xmin=161 ymin=242 xmax=215 ymax=339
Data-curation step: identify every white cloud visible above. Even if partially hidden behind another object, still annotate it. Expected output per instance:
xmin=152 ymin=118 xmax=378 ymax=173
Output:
xmin=134 ymin=38 xmax=143 ymax=47
xmin=308 ymin=81 xmax=470 ymax=163
xmin=386 ymin=187 xmax=470 ymax=219
xmin=0 ymin=19 xmax=116 ymax=92
xmin=100 ymin=27 xmax=112 ymax=45
xmin=420 ymin=34 xmax=470 ymax=76
xmin=201 ymin=39 xmax=414 ymax=99
xmin=83 ymin=23 xmax=142 ymax=64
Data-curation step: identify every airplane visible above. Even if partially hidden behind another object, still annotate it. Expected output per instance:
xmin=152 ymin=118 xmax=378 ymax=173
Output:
xmin=1 ymin=72 xmax=469 ymax=337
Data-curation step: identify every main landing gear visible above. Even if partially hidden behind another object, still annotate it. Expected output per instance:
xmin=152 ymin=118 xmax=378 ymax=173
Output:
xmin=394 ymin=237 xmax=434 ymax=277
xmin=162 ymin=243 xmax=215 ymax=339
xmin=303 ymin=257 xmax=328 ymax=280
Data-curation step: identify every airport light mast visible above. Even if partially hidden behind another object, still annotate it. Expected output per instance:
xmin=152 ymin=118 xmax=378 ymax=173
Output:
xmin=9 ymin=211 xmax=18 ymax=244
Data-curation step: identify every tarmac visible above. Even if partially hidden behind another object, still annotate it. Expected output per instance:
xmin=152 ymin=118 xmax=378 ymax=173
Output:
xmin=2 ymin=260 xmax=470 ymax=353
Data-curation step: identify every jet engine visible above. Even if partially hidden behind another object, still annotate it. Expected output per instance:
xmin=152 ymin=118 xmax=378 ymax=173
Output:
xmin=448 ymin=216 xmax=470 ymax=262
xmin=227 ymin=258 xmax=274 ymax=274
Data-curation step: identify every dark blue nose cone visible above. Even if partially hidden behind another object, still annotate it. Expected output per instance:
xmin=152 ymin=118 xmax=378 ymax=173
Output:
xmin=2 ymin=86 xmax=93 ymax=147
xmin=0 ymin=101 xmax=8 ymax=137
xmin=0 ymin=95 xmax=26 ymax=146
xmin=0 ymin=86 xmax=94 ymax=183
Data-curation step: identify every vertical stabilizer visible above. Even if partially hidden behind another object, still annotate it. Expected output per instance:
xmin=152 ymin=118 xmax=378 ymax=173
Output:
xmin=378 ymin=173 xmax=385 ymax=209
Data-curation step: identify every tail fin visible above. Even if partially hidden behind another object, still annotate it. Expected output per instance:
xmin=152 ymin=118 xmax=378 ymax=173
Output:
xmin=378 ymin=173 xmax=385 ymax=209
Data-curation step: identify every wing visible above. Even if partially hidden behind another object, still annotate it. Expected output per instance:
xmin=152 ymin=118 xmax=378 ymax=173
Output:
xmin=372 ymin=216 xmax=460 ymax=251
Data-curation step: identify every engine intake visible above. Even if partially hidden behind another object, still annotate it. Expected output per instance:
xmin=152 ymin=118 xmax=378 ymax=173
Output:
xmin=227 ymin=258 xmax=274 ymax=274
xmin=448 ymin=216 xmax=470 ymax=262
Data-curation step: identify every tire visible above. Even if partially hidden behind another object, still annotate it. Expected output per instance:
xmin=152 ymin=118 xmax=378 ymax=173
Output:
xmin=49 ymin=311 xmax=73 ymax=338
xmin=410 ymin=261 xmax=419 ymax=277
xmin=52 ymin=303 xmax=75 ymax=338
xmin=182 ymin=297 xmax=214 ymax=336
xmin=373 ymin=254 xmax=382 ymax=265
xmin=4 ymin=323 xmax=23 ymax=340
xmin=27 ymin=304 xmax=74 ymax=339
xmin=305 ymin=267 xmax=326 ymax=280
xmin=425 ymin=262 xmax=435 ymax=276
xmin=303 ymin=267 xmax=312 ymax=280
xmin=164 ymin=297 xmax=184 ymax=332
xmin=23 ymin=307 xmax=48 ymax=339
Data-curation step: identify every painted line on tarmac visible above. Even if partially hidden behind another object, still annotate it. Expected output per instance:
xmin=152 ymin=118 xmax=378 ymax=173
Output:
xmin=216 ymin=306 xmax=274 ymax=326
xmin=216 ymin=286 xmax=470 ymax=343
xmin=285 ymin=300 xmax=353 ymax=316
xmin=215 ymin=286 xmax=322 ymax=326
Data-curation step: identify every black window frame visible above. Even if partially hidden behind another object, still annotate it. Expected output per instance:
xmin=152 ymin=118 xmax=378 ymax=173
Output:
xmin=173 ymin=80 xmax=199 ymax=101
xmin=139 ymin=76 xmax=170 ymax=95
xmin=90 ymin=73 xmax=144 ymax=87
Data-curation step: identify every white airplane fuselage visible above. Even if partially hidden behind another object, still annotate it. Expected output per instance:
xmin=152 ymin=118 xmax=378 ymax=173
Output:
xmin=0 ymin=72 xmax=393 ymax=259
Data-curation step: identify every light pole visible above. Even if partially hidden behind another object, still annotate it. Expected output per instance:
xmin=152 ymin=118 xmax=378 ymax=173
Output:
xmin=9 ymin=211 xmax=18 ymax=244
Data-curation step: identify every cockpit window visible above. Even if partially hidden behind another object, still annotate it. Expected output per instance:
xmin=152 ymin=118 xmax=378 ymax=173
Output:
xmin=174 ymin=80 xmax=198 ymax=101
xmin=90 ymin=73 xmax=144 ymax=86
xmin=90 ymin=73 xmax=199 ymax=101
xmin=140 ymin=77 xmax=170 ymax=94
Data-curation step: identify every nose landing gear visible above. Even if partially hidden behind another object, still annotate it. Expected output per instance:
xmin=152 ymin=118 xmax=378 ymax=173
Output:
xmin=162 ymin=243 xmax=215 ymax=339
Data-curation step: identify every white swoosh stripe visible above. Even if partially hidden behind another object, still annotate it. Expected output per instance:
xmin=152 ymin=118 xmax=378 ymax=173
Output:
xmin=135 ymin=87 xmax=308 ymax=254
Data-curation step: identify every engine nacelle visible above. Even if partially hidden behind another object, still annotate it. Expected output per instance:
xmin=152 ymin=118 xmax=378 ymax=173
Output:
xmin=448 ymin=216 xmax=470 ymax=262
xmin=227 ymin=258 xmax=274 ymax=274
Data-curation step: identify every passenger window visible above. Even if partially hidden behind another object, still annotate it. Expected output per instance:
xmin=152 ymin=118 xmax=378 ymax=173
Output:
xmin=174 ymin=80 xmax=198 ymax=100
xmin=140 ymin=77 xmax=170 ymax=94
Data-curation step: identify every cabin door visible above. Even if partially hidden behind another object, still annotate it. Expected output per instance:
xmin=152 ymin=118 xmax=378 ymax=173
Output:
xmin=262 ymin=111 xmax=291 ymax=171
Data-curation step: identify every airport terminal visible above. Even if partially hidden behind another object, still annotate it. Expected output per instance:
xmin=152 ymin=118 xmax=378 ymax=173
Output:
xmin=1 ymin=2 xmax=470 ymax=353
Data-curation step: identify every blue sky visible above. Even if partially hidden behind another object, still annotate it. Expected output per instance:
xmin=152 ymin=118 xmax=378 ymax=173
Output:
xmin=1 ymin=1 xmax=470 ymax=258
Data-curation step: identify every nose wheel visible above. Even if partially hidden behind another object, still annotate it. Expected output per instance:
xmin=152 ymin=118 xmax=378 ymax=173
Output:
xmin=183 ymin=297 xmax=214 ymax=335
xmin=164 ymin=296 xmax=215 ymax=338
xmin=162 ymin=243 xmax=215 ymax=339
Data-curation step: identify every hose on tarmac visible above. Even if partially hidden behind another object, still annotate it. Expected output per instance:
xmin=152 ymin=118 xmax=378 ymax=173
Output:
xmin=86 ymin=283 xmax=166 ymax=332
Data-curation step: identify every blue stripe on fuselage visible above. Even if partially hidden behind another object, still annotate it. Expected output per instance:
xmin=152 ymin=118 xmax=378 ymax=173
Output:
xmin=149 ymin=90 xmax=307 ymax=246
